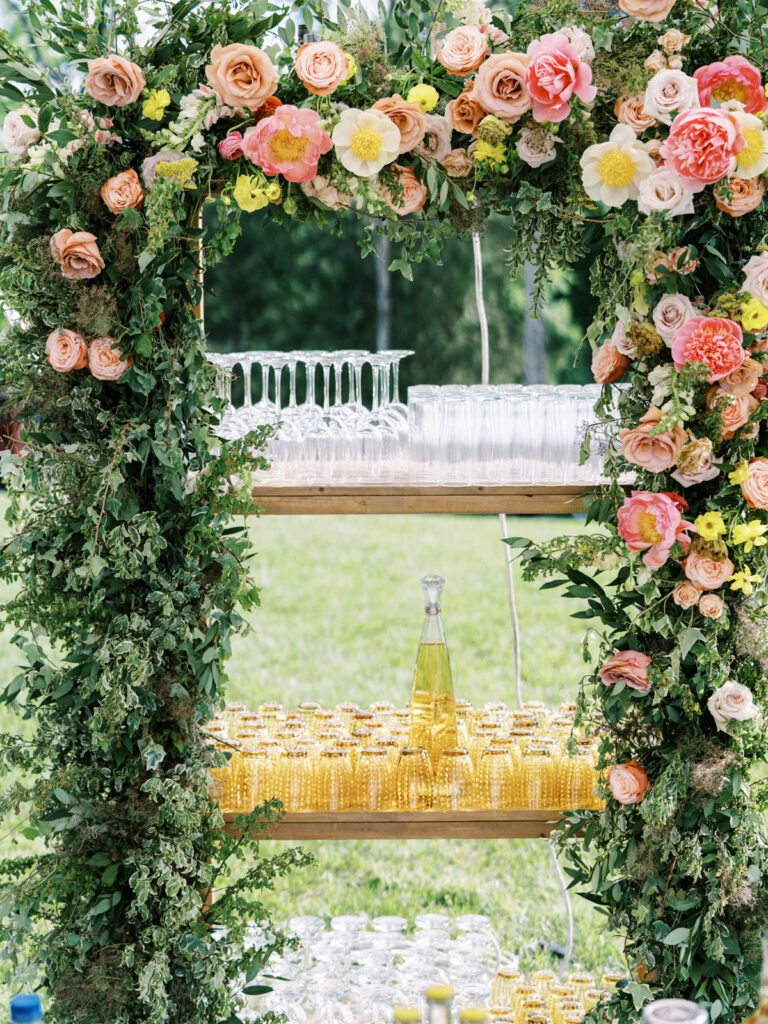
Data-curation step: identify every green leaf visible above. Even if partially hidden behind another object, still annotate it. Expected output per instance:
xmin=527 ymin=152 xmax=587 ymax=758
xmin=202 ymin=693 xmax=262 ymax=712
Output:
xmin=664 ymin=927 xmax=691 ymax=945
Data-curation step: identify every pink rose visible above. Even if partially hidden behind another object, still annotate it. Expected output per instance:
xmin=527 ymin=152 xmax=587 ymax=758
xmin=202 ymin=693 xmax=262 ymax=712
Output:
xmin=694 ymin=56 xmax=767 ymax=115
xmin=50 ymin=229 xmax=105 ymax=281
xmin=242 ymin=105 xmax=331 ymax=183
xmin=85 ymin=54 xmax=146 ymax=107
xmin=46 ymin=329 xmax=88 ymax=373
xmin=381 ymin=165 xmax=427 ymax=216
xmin=660 ymin=108 xmax=745 ymax=192
xmin=592 ymin=342 xmax=629 ymax=383
xmin=525 ymin=32 xmax=596 ymax=123
xmin=206 ymin=43 xmax=278 ymax=111
xmin=670 ymin=316 xmax=745 ymax=381
xmin=473 ymin=52 xmax=532 ymax=123
xmin=608 ymin=761 xmax=649 ymax=805
xmin=88 ymin=337 xmax=131 ymax=382
xmin=295 ymin=41 xmax=349 ymax=97
xmin=598 ymin=650 xmax=652 ymax=693
xmin=617 ymin=490 xmax=693 ymax=568
xmin=100 ymin=168 xmax=144 ymax=214
xmin=699 ymin=594 xmax=724 ymax=619
xmin=652 ymin=293 xmax=696 ymax=343
xmin=219 ymin=131 xmax=244 ymax=160
xmin=741 ymin=457 xmax=768 ymax=510
xmin=672 ymin=580 xmax=702 ymax=608
xmin=683 ymin=549 xmax=734 ymax=591
xmin=437 ymin=25 xmax=488 ymax=77
xmin=620 ymin=404 xmax=687 ymax=473
xmin=643 ymin=70 xmax=699 ymax=126
xmin=707 ymin=681 xmax=760 ymax=732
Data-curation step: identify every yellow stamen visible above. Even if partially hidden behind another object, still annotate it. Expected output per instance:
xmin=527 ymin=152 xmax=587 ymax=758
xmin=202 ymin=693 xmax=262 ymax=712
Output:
xmin=269 ymin=129 xmax=309 ymax=163
xmin=637 ymin=512 xmax=662 ymax=545
xmin=712 ymin=80 xmax=749 ymax=104
xmin=598 ymin=151 xmax=636 ymax=188
xmin=350 ymin=127 xmax=383 ymax=161
xmin=738 ymin=128 xmax=765 ymax=169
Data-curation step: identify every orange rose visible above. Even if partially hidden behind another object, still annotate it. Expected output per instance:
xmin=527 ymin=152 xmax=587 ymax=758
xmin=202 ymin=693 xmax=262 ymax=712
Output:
xmin=445 ymin=89 xmax=487 ymax=136
xmin=707 ymin=386 xmax=758 ymax=440
xmin=381 ymin=165 xmax=427 ymax=216
xmin=50 ymin=229 xmax=105 ymax=281
xmin=592 ymin=342 xmax=629 ymax=384
xmin=473 ymin=52 xmax=532 ymax=123
xmin=100 ymin=168 xmax=144 ymax=215
xmin=618 ymin=0 xmax=677 ymax=21
xmin=719 ymin=356 xmax=762 ymax=397
xmin=742 ymin=457 xmax=768 ymax=510
xmin=620 ymin=405 xmax=687 ymax=473
xmin=715 ymin=175 xmax=765 ymax=217
xmin=85 ymin=54 xmax=145 ymax=107
xmin=614 ymin=95 xmax=657 ymax=134
xmin=46 ymin=329 xmax=87 ymax=373
xmin=437 ymin=25 xmax=488 ymax=77
xmin=683 ymin=549 xmax=735 ymax=591
xmin=205 ymin=43 xmax=278 ymax=111
xmin=88 ymin=337 xmax=131 ymax=382
xmin=608 ymin=761 xmax=649 ymax=804
xmin=294 ymin=41 xmax=348 ymax=97
xmin=672 ymin=580 xmax=702 ymax=609
xmin=372 ymin=95 xmax=426 ymax=154
xmin=699 ymin=594 xmax=724 ymax=619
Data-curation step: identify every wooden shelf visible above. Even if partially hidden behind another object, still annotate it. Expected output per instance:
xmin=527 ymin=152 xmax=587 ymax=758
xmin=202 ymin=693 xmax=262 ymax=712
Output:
xmin=223 ymin=808 xmax=563 ymax=840
xmin=250 ymin=484 xmax=592 ymax=516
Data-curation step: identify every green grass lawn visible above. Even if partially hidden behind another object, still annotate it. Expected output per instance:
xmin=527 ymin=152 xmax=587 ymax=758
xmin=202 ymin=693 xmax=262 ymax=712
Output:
xmin=0 ymin=497 xmax=622 ymax=978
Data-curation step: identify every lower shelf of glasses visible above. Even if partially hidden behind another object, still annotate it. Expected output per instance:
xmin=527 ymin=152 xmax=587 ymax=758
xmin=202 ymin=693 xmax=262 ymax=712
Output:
xmin=250 ymin=484 xmax=594 ymax=516
xmin=223 ymin=808 xmax=563 ymax=839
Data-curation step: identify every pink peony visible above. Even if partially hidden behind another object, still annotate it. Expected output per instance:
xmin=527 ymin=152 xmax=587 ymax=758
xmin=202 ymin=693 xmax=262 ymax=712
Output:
xmin=670 ymin=316 xmax=745 ymax=381
xmin=599 ymin=650 xmax=652 ymax=693
xmin=694 ymin=56 xmax=767 ymax=115
xmin=660 ymin=108 xmax=745 ymax=192
xmin=525 ymin=32 xmax=596 ymax=123
xmin=608 ymin=761 xmax=649 ymax=805
xmin=219 ymin=131 xmax=244 ymax=160
xmin=617 ymin=490 xmax=693 ymax=568
xmin=241 ymin=105 xmax=331 ymax=183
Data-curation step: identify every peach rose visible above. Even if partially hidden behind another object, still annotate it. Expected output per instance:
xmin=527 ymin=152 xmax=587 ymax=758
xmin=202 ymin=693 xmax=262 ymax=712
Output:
xmin=381 ymin=165 xmax=427 ymax=216
xmin=683 ymin=549 xmax=735 ymax=591
xmin=100 ymin=168 xmax=144 ymax=215
xmin=437 ymin=25 xmax=488 ymax=76
xmin=85 ymin=54 xmax=146 ymax=107
xmin=443 ymin=148 xmax=474 ymax=176
xmin=372 ymin=95 xmax=426 ymax=154
xmin=608 ymin=761 xmax=649 ymax=805
xmin=615 ymin=95 xmax=657 ymax=134
xmin=50 ymin=229 xmax=105 ymax=281
xmin=672 ymin=580 xmax=702 ymax=608
xmin=715 ymin=175 xmax=765 ymax=217
xmin=88 ymin=337 xmax=131 ymax=382
xmin=741 ymin=457 xmax=768 ymax=510
xmin=592 ymin=342 xmax=629 ymax=384
xmin=619 ymin=0 xmax=677 ymax=19
xmin=46 ymin=329 xmax=88 ymax=373
xmin=672 ymin=436 xmax=721 ymax=487
xmin=415 ymin=114 xmax=452 ymax=163
xmin=473 ymin=52 xmax=532 ymax=124
xmin=205 ymin=43 xmax=278 ymax=111
xmin=620 ymin=404 xmax=687 ymax=473
xmin=299 ymin=174 xmax=350 ymax=210
xmin=646 ymin=247 xmax=700 ymax=283
xmin=742 ymin=253 xmax=768 ymax=306
xmin=598 ymin=650 xmax=652 ymax=693
xmin=707 ymin=681 xmax=760 ymax=732
xmin=699 ymin=594 xmax=724 ymax=619
xmin=707 ymin=386 xmax=757 ymax=439
xmin=445 ymin=89 xmax=487 ymax=136
xmin=658 ymin=28 xmax=690 ymax=52
xmin=720 ymin=356 xmax=762 ymax=397
xmin=294 ymin=41 xmax=348 ymax=97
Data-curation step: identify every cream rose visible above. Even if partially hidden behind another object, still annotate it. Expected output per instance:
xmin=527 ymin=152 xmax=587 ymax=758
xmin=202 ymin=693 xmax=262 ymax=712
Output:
xmin=652 ymin=293 xmax=696 ymax=343
xmin=645 ymin=50 xmax=669 ymax=73
xmin=637 ymin=168 xmax=695 ymax=216
xmin=619 ymin=0 xmax=678 ymax=21
xmin=560 ymin=26 xmax=595 ymax=63
xmin=699 ymin=594 xmax=724 ymax=619
xmin=294 ymin=41 xmax=348 ymax=97
xmin=205 ymin=43 xmax=278 ymax=111
xmin=741 ymin=457 xmax=768 ymax=510
xmin=100 ymin=168 xmax=144 ymax=214
xmin=672 ymin=580 xmax=701 ymax=608
xmin=516 ymin=126 xmax=559 ymax=167
xmin=85 ymin=54 xmax=146 ymax=107
xmin=615 ymin=95 xmax=657 ymax=134
xmin=50 ymin=229 xmax=105 ymax=281
xmin=743 ymin=253 xmax=768 ymax=307
xmin=46 ymin=329 xmax=88 ymax=373
xmin=443 ymin=149 xmax=474 ymax=177
xmin=472 ymin=52 xmax=532 ymax=123
xmin=643 ymin=70 xmax=699 ymax=125
xmin=683 ymin=549 xmax=734 ymax=591
xmin=372 ymin=95 xmax=426 ymax=154
xmin=2 ymin=105 xmax=41 ymax=156
xmin=445 ymin=89 xmax=487 ymax=136
xmin=415 ymin=114 xmax=452 ymax=163
xmin=671 ymin=436 xmax=721 ymax=487
xmin=707 ymin=681 xmax=760 ymax=732
xmin=658 ymin=28 xmax=690 ymax=52
xmin=720 ymin=356 xmax=762 ymax=397
xmin=437 ymin=24 xmax=488 ymax=76
xmin=88 ymin=337 xmax=131 ymax=382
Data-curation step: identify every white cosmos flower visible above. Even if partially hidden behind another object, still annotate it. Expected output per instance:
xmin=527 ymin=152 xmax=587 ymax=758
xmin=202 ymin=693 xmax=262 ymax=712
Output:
xmin=332 ymin=108 xmax=401 ymax=177
xmin=580 ymin=124 xmax=655 ymax=207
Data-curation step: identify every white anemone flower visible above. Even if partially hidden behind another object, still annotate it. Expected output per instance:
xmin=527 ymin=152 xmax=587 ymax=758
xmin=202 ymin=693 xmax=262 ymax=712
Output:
xmin=731 ymin=110 xmax=768 ymax=178
xmin=580 ymin=124 xmax=656 ymax=207
xmin=331 ymin=108 xmax=401 ymax=177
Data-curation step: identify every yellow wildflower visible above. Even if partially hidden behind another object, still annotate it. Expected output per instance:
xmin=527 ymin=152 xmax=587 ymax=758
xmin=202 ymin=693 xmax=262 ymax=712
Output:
xmin=473 ymin=139 xmax=506 ymax=167
xmin=741 ymin=297 xmax=768 ymax=333
xmin=732 ymin=520 xmax=768 ymax=553
xmin=407 ymin=83 xmax=439 ymax=114
xmin=342 ymin=53 xmax=358 ymax=83
xmin=694 ymin=510 xmax=726 ymax=541
xmin=729 ymin=461 xmax=751 ymax=485
xmin=729 ymin=570 xmax=762 ymax=594
xmin=142 ymin=88 xmax=171 ymax=122
xmin=233 ymin=175 xmax=269 ymax=212
xmin=156 ymin=157 xmax=198 ymax=187
xmin=265 ymin=182 xmax=282 ymax=203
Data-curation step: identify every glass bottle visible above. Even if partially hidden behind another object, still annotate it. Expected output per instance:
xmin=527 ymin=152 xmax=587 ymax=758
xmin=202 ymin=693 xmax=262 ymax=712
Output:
xmin=408 ymin=574 xmax=458 ymax=770
xmin=426 ymin=985 xmax=454 ymax=1024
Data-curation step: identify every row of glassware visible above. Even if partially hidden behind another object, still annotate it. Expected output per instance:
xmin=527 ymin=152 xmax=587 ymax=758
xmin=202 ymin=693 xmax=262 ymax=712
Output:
xmin=207 ymin=349 xmax=622 ymax=486
xmin=204 ymin=698 xmax=605 ymax=813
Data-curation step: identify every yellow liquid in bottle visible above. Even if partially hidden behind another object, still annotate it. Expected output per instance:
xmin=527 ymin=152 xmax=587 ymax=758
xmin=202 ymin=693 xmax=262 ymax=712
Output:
xmin=409 ymin=642 xmax=458 ymax=770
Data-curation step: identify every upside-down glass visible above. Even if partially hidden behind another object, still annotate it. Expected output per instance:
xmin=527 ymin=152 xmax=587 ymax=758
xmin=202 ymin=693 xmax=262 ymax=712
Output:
xmin=356 ymin=746 xmax=394 ymax=810
xmin=237 ymin=745 xmax=272 ymax=811
xmin=276 ymin=748 xmax=315 ymax=811
xmin=476 ymin=747 xmax=515 ymax=810
xmin=492 ymin=968 xmax=526 ymax=1007
xmin=434 ymin=747 xmax=474 ymax=810
xmin=316 ymin=748 xmax=353 ymax=811
xmin=396 ymin=746 xmax=433 ymax=810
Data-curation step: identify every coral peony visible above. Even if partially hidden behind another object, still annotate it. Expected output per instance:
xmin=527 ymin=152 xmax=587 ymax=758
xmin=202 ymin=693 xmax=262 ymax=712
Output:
xmin=694 ymin=56 xmax=767 ymax=115
xmin=100 ymin=168 xmax=143 ymax=214
xmin=714 ymin=175 xmax=765 ymax=217
xmin=242 ymin=105 xmax=331 ymax=183
xmin=741 ymin=457 xmax=768 ymax=510
xmin=620 ymin=405 xmax=687 ymax=473
xmin=472 ymin=52 xmax=532 ymax=123
xmin=50 ymin=229 xmax=105 ymax=280
xmin=85 ymin=54 xmax=145 ymax=107
xmin=372 ymin=95 xmax=426 ymax=154
xmin=592 ymin=342 xmax=629 ymax=383
xmin=524 ymin=32 xmax=596 ymax=123
xmin=205 ymin=43 xmax=278 ymax=111
xmin=88 ymin=337 xmax=131 ymax=381
xmin=670 ymin=316 xmax=744 ymax=381
xmin=445 ymin=89 xmax=487 ymax=136
xmin=46 ymin=329 xmax=88 ymax=373
xmin=608 ymin=761 xmax=649 ymax=804
xmin=683 ymin=548 xmax=734 ymax=591
xmin=381 ymin=165 xmax=427 ymax=216
xmin=598 ymin=650 xmax=652 ymax=693
xmin=708 ymin=681 xmax=760 ymax=732
xmin=617 ymin=490 xmax=693 ymax=568
xmin=660 ymin=108 xmax=745 ymax=192
xmin=295 ymin=41 xmax=348 ymax=96
xmin=437 ymin=25 xmax=488 ymax=76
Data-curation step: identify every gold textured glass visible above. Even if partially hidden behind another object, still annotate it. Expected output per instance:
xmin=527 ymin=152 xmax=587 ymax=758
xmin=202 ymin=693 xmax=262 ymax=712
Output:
xmin=522 ymin=746 xmax=556 ymax=809
xmin=316 ymin=749 xmax=353 ymax=810
xmin=435 ymin=747 xmax=474 ymax=809
xmin=582 ymin=990 xmax=610 ymax=1013
xmin=510 ymin=985 xmax=537 ymax=1017
xmin=508 ymin=726 xmax=536 ymax=753
xmin=312 ymin=709 xmax=343 ymax=735
xmin=489 ymin=1006 xmax=515 ymax=1021
xmin=334 ymin=736 xmax=362 ymax=770
xmin=297 ymin=700 xmax=322 ymax=726
xmin=221 ymin=701 xmax=248 ymax=734
xmin=600 ymin=973 xmax=627 ymax=992
xmin=259 ymin=704 xmax=285 ymax=735
xmin=531 ymin=969 xmax=557 ymax=997
xmin=476 ymin=747 xmax=515 ymax=809
xmin=351 ymin=725 xmax=375 ymax=748
xmin=469 ymin=721 xmax=501 ymax=770
xmin=546 ymin=985 xmax=575 ymax=1015
xmin=491 ymin=969 xmax=525 ymax=1007
xmin=276 ymin=748 xmax=315 ymax=811
xmin=396 ymin=746 xmax=433 ymax=810
xmin=517 ymin=998 xmax=546 ymax=1024
xmin=210 ymin=740 xmax=236 ymax=810
xmin=356 ymin=746 xmax=394 ymax=810
xmin=567 ymin=973 xmax=594 ymax=997
xmin=557 ymin=752 xmax=595 ymax=810
xmin=553 ymin=1000 xmax=584 ymax=1024
xmin=238 ymin=747 xmax=271 ymax=810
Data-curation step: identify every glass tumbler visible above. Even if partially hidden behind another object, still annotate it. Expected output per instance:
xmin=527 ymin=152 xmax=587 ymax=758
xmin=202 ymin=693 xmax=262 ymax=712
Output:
xmin=492 ymin=968 xmax=525 ymax=1007
xmin=209 ymin=741 xmax=235 ymax=809
xmin=316 ymin=748 xmax=353 ymax=810
xmin=567 ymin=973 xmax=594 ymax=999
xmin=396 ymin=746 xmax=434 ymax=810
xmin=546 ymin=985 xmax=575 ymax=1015
xmin=476 ymin=747 xmax=515 ymax=809
xmin=435 ymin=747 xmax=475 ymax=810
xmin=557 ymin=751 xmax=595 ymax=810
xmin=522 ymin=746 xmax=557 ymax=809
xmin=356 ymin=746 xmax=394 ymax=810
xmin=238 ymin=746 xmax=271 ymax=811
xmin=532 ymin=969 xmax=557 ymax=997
xmin=276 ymin=748 xmax=315 ymax=811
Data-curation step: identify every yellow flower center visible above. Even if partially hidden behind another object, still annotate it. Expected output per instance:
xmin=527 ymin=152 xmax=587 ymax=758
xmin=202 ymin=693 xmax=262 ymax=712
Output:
xmin=350 ymin=127 xmax=383 ymax=161
xmin=597 ymin=151 xmax=636 ymax=188
xmin=637 ymin=512 xmax=662 ymax=545
xmin=269 ymin=129 xmax=309 ymax=163
xmin=712 ymin=80 xmax=749 ymax=104
xmin=739 ymin=128 xmax=764 ymax=169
